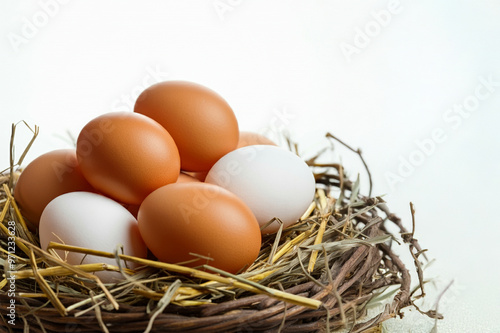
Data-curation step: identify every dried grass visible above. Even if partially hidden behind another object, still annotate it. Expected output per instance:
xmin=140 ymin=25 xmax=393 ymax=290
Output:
xmin=0 ymin=122 xmax=440 ymax=332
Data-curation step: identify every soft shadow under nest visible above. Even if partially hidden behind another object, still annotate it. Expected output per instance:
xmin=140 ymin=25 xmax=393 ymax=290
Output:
xmin=0 ymin=123 xmax=441 ymax=332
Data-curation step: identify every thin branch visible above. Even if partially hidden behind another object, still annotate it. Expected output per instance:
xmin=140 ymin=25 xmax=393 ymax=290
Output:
xmin=326 ymin=132 xmax=373 ymax=197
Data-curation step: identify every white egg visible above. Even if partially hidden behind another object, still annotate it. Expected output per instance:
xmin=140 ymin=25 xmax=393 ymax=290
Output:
xmin=39 ymin=191 xmax=147 ymax=283
xmin=206 ymin=145 xmax=316 ymax=234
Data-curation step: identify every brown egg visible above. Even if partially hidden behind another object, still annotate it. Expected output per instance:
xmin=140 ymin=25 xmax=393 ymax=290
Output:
xmin=177 ymin=172 xmax=201 ymax=183
xmin=237 ymin=131 xmax=277 ymax=148
xmin=134 ymin=81 xmax=239 ymax=172
xmin=137 ymin=183 xmax=261 ymax=273
xmin=13 ymin=149 xmax=95 ymax=227
xmin=121 ymin=172 xmax=196 ymax=217
xmin=76 ymin=112 xmax=180 ymax=205
xmin=183 ymin=170 xmax=208 ymax=182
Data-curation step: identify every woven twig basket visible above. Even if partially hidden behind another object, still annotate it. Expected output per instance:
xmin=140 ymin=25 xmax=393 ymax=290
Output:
xmin=0 ymin=133 xmax=431 ymax=333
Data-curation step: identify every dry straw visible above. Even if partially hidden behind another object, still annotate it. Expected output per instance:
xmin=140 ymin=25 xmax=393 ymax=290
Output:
xmin=0 ymin=122 xmax=440 ymax=332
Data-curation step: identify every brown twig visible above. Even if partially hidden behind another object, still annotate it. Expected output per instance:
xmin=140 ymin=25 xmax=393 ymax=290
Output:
xmin=326 ymin=132 xmax=373 ymax=198
xmin=0 ymin=130 xmax=437 ymax=332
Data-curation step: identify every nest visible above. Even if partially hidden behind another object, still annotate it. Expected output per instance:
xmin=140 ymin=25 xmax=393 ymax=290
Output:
xmin=0 ymin=123 xmax=438 ymax=332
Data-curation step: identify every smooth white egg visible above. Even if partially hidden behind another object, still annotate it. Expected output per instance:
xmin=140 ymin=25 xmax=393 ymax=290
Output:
xmin=206 ymin=145 xmax=316 ymax=234
xmin=39 ymin=191 xmax=147 ymax=282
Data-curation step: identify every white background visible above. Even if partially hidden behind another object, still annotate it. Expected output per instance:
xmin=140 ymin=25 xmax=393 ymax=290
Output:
xmin=1 ymin=1 xmax=500 ymax=331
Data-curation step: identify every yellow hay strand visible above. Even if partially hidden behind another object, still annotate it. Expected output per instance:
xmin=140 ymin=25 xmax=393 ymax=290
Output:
xmin=28 ymin=249 xmax=67 ymax=316
xmin=272 ymin=227 xmax=313 ymax=264
xmin=308 ymin=189 xmax=329 ymax=272
xmin=12 ymin=263 xmax=133 ymax=279
xmin=48 ymin=241 xmax=322 ymax=309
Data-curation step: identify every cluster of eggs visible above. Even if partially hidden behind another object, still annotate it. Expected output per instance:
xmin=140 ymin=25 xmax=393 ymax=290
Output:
xmin=14 ymin=81 xmax=316 ymax=281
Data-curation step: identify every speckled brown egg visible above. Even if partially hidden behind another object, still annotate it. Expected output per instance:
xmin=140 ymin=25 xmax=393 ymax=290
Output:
xmin=134 ymin=81 xmax=239 ymax=172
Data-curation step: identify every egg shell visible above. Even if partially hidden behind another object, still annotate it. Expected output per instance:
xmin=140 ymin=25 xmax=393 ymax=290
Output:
xmin=137 ymin=183 xmax=261 ymax=274
xmin=13 ymin=149 xmax=95 ymax=227
xmin=237 ymin=131 xmax=277 ymax=148
xmin=184 ymin=171 xmax=209 ymax=182
xmin=76 ymin=112 xmax=180 ymax=205
xmin=177 ymin=172 xmax=201 ymax=183
xmin=134 ymin=81 xmax=239 ymax=172
xmin=205 ymin=145 xmax=316 ymax=234
xmin=123 ymin=173 xmax=199 ymax=217
xmin=39 ymin=191 xmax=148 ymax=282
